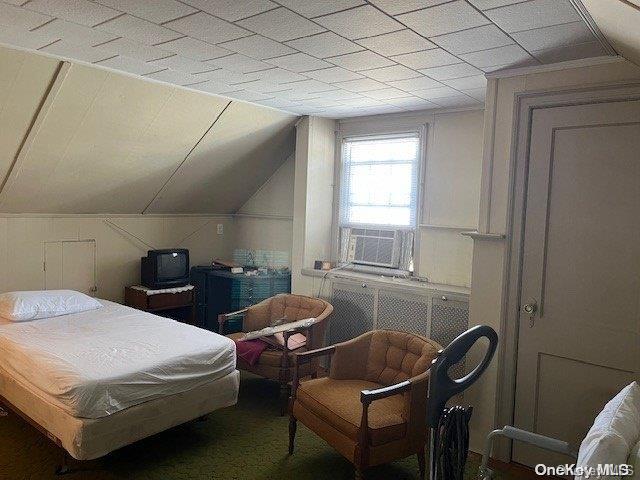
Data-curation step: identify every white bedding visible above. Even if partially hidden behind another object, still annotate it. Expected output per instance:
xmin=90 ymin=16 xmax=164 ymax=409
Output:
xmin=0 ymin=300 xmax=236 ymax=419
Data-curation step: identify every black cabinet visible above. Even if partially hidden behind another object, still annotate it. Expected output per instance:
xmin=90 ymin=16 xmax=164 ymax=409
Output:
xmin=190 ymin=266 xmax=291 ymax=332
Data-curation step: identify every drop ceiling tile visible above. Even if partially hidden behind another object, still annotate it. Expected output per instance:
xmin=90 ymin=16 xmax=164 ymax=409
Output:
xmin=180 ymin=0 xmax=277 ymax=22
xmin=156 ymin=37 xmax=231 ymax=61
xmin=369 ymin=0 xmax=451 ymax=15
xmin=304 ymin=67 xmax=364 ymax=83
xmin=397 ymin=1 xmax=490 ymax=38
xmin=419 ymin=63 xmax=482 ymax=80
xmin=0 ymin=2 xmax=52 ymax=29
xmin=413 ymin=86 xmax=462 ymax=99
xmin=189 ymin=80 xmax=242 ymax=95
xmin=144 ymin=69 xmax=201 ymax=85
xmin=266 ymin=53 xmax=333 ymax=72
xmin=356 ymin=30 xmax=436 ymax=57
xmin=163 ymin=12 xmax=251 ymax=44
xmin=363 ymin=88 xmax=413 ymax=100
xmin=204 ymin=53 xmax=272 ymax=74
xmin=339 ymin=97 xmax=387 ymax=107
xmin=227 ymin=90 xmax=275 ymax=102
xmin=271 ymin=89 xmax=324 ymax=101
xmin=317 ymin=89 xmax=363 ymax=101
xmin=467 ymin=0 xmax=529 ymax=9
xmin=460 ymin=44 xmax=534 ymax=68
xmin=387 ymin=76 xmax=443 ymax=91
xmin=462 ymin=87 xmax=486 ymax=101
xmin=333 ymin=78 xmax=388 ymax=92
xmin=253 ymin=97 xmax=303 ymax=110
xmin=533 ymin=41 xmax=607 ymax=64
xmin=250 ymin=68 xmax=308 ymax=83
xmin=36 ymin=19 xmax=119 ymax=46
xmin=0 ymin=24 xmax=56 ymax=49
xmin=39 ymin=40 xmax=115 ymax=63
xmin=362 ymin=65 xmax=421 ymax=82
xmin=100 ymin=37 xmax=170 ymax=61
xmin=95 ymin=0 xmax=197 ymax=24
xmin=431 ymin=25 xmax=513 ymax=55
xmin=276 ymin=0 xmax=366 ymax=17
xmin=146 ymin=54 xmax=206 ymax=73
xmin=383 ymin=96 xmax=439 ymax=109
xmin=25 ymin=0 xmax=120 ymax=27
xmin=97 ymin=14 xmax=182 ymax=44
xmin=230 ymin=79 xmax=291 ymax=93
xmin=511 ymin=21 xmax=594 ymax=52
xmin=218 ymin=35 xmax=296 ymax=60
xmin=314 ymin=5 xmax=404 ymax=40
xmin=95 ymin=55 xmax=160 ymax=75
xmin=392 ymin=49 xmax=461 ymax=69
xmin=328 ymin=50 xmax=395 ymax=71
xmin=303 ymin=98 xmax=346 ymax=108
xmin=285 ymin=32 xmax=363 ymax=57
xmin=484 ymin=0 xmax=581 ymax=33
xmin=431 ymin=95 xmax=481 ymax=107
xmin=441 ymin=74 xmax=487 ymax=90
xmin=284 ymin=79 xmax=337 ymax=93
xmin=237 ymin=8 xmax=325 ymax=42
xmin=190 ymin=68 xmax=263 ymax=84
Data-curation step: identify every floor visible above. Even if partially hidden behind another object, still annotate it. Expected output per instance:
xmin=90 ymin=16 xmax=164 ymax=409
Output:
xmin=0 ymin=373 xmax=522 ymax=480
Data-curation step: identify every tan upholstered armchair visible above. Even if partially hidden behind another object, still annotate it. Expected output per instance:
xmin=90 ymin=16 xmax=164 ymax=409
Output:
xmin=289 ymin=330 xmax=441 ymax=480
xmin=219 ymin=293 xmax=333 ymax=414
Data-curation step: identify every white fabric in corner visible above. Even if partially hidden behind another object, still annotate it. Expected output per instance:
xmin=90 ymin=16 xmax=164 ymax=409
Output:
xmin=576 ymin=381 xmax=640 ymax=480
xmin=0 ymin=290 xmax=102 ymax=322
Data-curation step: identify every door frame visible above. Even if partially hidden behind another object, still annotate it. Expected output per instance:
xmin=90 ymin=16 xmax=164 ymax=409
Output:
xmin=495 ymin=81 xmax=640 ymax=461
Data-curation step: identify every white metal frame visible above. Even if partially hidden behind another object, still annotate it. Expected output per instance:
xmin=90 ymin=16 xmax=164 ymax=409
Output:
xmin=332 ymin=118 xmax=430 ymax=277
xmin=495 ymin=81 xmax=640 ymax=462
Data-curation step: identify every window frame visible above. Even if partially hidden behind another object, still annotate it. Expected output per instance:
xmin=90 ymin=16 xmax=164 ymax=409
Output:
xmin=332 ymin=123 xmax=428 ymax=275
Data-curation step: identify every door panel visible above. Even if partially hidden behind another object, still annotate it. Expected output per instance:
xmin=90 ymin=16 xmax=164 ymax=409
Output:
xmin=513 ymin=100 xmax=640 ymax=467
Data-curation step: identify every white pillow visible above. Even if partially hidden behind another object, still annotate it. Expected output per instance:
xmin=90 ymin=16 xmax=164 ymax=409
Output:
xmin=0 ymin=290 xmax=102 ymax=322
xmin=576 ymin=382 xmax=640 ymax=479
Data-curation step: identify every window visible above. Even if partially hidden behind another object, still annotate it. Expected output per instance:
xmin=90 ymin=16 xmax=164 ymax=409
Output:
xmin=337 ymin=132 xmax=422 ymax=272
xmin=339 ymin=133 xmax=420 ymax=228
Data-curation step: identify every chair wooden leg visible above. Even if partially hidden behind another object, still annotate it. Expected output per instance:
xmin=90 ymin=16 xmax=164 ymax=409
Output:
xmin=279 ymin=382 xmax=289 ymax=416
xmin=288 ymin=416 xmax=297 ymax=454
xmin=417 ymin=444 xmax=426 ymax=480
xmin=355 ymin=466 xmax=364 ymax=480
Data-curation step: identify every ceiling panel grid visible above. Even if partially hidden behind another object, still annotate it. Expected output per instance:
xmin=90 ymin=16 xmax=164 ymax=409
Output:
xmin=0 ymin=0 xmax=614 ymax=117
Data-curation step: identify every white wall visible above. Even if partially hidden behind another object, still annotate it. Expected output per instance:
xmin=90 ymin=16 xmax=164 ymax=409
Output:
xmin=466 ymin=58 xmax=640 ymax=454
xmin=0 ymin=215 xmax=234 ymax=302
xmin=338 ymin=109 xmax=484 ymax=287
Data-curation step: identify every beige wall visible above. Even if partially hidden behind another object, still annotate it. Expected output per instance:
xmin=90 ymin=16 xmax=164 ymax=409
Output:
xmin=466 ymin=58 xmax=640 ymax=454
xmin=0 ymin=215 xmax=235 ymax=302
xmin=338 ymin=109 xmax=484 ymax=288
xmin=235 ymin=154 xmax=295 ymax=265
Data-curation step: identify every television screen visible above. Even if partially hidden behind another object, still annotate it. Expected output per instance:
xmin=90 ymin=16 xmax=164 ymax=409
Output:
xmin=158 ymin=251 xmax=188 ymax=280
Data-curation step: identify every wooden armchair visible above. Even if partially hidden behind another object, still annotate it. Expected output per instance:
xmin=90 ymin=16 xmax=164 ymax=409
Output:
xmin=218 ymin=293 xmax=333 ymax=414
xmin=289 ymin=330 xmax=441 ymax=479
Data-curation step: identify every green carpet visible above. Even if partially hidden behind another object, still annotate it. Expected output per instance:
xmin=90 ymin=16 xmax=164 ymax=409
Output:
xmin=0 ymin=373 xmax=512 ymax=479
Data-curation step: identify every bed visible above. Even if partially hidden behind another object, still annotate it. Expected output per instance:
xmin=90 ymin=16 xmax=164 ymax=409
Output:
xmin=0 ymin=299 xmax=239 ymax=462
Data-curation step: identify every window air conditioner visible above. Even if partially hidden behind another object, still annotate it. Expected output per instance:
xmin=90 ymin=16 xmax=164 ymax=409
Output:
xmin=345 ymin=228 xmax=401 ymax=268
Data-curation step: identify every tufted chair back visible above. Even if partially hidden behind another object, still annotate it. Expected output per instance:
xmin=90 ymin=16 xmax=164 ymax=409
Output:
xmin=329 ymin=330 xmax=441 ymax=385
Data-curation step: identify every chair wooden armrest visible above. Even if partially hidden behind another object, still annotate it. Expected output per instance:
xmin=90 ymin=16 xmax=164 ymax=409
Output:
xmin=360 ymin=380 xmax=412 ymax=404
xmin=217 ymin=308 xmax=247 ymax=334
xmin=293 ymin=345 xmax=336 ymax=365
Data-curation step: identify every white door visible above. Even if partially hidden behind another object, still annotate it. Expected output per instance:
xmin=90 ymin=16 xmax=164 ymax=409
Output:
xmin=44 ymin=240 xmax=96 ymax=295
xmin=513 ymin=100 xmax=640 ymax=467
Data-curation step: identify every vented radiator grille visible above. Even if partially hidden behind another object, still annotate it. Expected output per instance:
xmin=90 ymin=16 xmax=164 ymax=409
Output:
xmin=430 ymin=297 xmax=469 ymax=379
xmin=377 ymin=292 xmax=429 ymax=336
xmin=328 ymin=285 xmax=374 ymax=345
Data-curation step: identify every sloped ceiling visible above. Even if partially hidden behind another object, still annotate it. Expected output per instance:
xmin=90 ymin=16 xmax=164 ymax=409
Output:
xmin=581 ymin=0 xmax=640 ymax=67
xmin=0 ymin=45 xmax=297 ymax=214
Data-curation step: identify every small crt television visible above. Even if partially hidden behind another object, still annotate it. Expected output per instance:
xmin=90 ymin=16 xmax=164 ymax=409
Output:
xmin=141 ymin=249 xmax=189 ymax=289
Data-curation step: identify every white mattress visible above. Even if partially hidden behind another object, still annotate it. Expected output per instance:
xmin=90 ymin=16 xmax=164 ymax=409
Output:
xmin=0 ymin=300 xmax=236 ymax=419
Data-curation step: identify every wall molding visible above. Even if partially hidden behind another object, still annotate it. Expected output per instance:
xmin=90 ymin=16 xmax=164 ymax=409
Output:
xmin=485 ymin=55 xmax=625 ymax=79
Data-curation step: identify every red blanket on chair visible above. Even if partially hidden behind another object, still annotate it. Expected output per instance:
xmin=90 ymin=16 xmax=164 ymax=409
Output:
xmin=234 ymin=333 xmax=307 ymax=366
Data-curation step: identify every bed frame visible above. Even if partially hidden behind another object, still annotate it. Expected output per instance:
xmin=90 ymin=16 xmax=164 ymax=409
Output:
xmin=0 ymin=369 xmax=240 ymax=475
